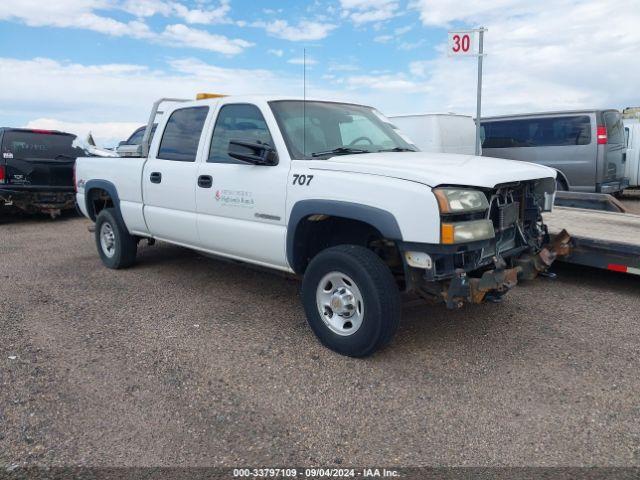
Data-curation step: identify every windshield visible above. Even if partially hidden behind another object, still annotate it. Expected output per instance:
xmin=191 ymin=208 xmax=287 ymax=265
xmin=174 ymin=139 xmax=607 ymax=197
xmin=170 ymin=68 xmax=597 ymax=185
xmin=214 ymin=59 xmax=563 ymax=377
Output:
xmin=269 ymin=100 xmax=416 ymax=159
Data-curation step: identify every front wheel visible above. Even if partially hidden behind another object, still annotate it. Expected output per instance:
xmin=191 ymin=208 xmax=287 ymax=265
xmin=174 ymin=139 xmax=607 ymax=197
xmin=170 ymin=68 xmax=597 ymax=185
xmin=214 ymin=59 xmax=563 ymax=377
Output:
xmin=95 ymin=208 xmax=137 ymax=269
xmin=301 ymin=245 xmax=401 ymax=357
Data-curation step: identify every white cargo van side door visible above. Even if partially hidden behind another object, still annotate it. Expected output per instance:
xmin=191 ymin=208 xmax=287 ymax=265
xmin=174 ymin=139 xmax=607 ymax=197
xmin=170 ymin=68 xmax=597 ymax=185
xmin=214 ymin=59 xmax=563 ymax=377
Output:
xmin=142 ymin=105 xmax=210 ymax=245
xmin=195 ymin=101 xmax=289 ymax=270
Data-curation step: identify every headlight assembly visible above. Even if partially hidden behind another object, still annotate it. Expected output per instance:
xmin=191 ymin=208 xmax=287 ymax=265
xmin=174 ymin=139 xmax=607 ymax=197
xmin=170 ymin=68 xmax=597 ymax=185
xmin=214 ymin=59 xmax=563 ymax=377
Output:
xmin=434 ymin=188 xmax=489 ymax=213
xmin=441 ymin=219 xmax=495 ymax=244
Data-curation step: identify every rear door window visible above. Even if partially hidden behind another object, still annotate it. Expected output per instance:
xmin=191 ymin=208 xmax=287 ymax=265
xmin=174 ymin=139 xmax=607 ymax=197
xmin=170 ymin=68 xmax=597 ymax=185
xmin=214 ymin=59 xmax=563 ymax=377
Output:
xmin=157 ymin=107 xmax=209 ymax=161
xmin=603 ymin=111 xmax=624 ymax=145
xmin=2 ymin=131 xmax=81 ymax=160
xmin=482 ymin=116 xmax=591 ymax=148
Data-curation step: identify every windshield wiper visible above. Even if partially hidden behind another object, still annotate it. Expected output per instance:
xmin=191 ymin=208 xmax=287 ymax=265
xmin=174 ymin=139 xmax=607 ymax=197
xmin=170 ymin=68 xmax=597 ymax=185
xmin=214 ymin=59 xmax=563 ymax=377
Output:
xmin=377 ymin=147 xmax=416 ymax=152
xmin=311 ymin=147 xmax=371 ymax=158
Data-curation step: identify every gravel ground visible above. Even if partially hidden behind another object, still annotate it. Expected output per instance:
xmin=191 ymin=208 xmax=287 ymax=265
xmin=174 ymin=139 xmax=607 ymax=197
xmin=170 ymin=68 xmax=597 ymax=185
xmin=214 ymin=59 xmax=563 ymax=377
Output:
xmin=0 ymin=202 xmax=639 ymax=469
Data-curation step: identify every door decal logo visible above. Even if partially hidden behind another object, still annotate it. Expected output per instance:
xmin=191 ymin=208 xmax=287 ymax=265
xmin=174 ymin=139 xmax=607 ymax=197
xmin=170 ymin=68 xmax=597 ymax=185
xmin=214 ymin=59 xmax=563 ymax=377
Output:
xmin=215 ymin=189 xmax=255 ymax=208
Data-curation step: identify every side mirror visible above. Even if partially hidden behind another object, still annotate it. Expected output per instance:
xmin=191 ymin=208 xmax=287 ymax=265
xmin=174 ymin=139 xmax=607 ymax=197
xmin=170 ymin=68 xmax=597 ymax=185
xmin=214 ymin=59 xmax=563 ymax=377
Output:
xmin=228 ymin=139 xmax=278 ymax=166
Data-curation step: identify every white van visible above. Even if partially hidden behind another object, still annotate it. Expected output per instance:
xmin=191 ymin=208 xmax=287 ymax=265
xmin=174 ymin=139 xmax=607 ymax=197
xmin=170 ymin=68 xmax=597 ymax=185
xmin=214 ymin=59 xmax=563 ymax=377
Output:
xmin=624 ymin=120 xmax=640 ymax=187
xmin=389 ymin=113 xmax=478 ymax=155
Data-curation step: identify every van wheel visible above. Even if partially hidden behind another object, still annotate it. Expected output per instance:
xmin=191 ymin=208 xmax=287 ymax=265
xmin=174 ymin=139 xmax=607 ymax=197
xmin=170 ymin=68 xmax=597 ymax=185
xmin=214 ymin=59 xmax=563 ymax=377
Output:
xmin=95 ymin=208 xmax=137 ymax=269
xmin=301 ymin=245 xmax=401 ymax=357
xmin=556 ymin=178 xmax=568 ymax=191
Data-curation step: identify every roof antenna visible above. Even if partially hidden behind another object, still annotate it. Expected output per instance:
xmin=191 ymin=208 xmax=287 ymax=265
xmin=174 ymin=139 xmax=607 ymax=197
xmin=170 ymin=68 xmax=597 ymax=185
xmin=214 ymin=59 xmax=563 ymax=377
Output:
xmin=303 ymin=47 xmax=307 ymax=158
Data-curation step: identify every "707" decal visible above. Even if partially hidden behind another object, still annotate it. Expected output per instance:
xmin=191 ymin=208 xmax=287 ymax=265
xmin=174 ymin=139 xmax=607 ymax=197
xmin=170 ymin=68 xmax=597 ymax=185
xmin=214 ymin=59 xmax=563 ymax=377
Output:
xmin=292 ymin=174 xmax=314 ymax=186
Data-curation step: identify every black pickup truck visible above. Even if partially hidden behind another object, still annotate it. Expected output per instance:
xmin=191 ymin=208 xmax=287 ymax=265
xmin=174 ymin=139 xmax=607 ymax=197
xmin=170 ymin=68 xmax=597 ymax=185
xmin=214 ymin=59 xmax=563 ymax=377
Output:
xmin=0 ymin=128 xmax=86 ymax=217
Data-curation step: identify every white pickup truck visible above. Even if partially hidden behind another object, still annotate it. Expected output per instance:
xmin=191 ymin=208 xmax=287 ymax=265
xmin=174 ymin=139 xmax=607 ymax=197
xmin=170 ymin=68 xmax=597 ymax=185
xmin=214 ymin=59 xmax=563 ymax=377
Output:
xmin=75 ymin=94 xmax=566 ymax=357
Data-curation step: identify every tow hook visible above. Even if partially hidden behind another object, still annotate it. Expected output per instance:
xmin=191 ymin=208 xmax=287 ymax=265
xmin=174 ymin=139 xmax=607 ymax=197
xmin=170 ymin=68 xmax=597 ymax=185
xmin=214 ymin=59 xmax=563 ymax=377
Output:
xmin=445 ymin=259 xmax=522 ymax=309
xmin=515 ymin=229 xmax=572 ymax=280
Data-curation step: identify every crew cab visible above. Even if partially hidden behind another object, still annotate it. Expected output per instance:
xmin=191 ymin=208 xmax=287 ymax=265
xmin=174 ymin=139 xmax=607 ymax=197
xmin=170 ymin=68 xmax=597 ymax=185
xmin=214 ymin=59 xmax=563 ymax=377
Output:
xmin=0 ymin=128 xmax=87 ymax=217
xmin=75 ymin=95 xmax=566 ymax=357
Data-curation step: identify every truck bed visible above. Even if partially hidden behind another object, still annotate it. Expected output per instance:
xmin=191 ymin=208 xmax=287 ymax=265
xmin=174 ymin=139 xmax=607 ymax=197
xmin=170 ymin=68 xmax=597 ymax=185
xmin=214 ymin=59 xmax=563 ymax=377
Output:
xmin=543 ymin=206 xmax=640 ymax=274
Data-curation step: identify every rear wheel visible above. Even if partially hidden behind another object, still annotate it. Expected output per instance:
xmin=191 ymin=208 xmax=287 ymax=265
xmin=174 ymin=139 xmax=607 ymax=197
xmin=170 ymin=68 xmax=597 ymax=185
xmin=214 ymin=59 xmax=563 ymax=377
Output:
xmin=301 ymin=245 xmax=401 ymax=357
xmin=95 ymin=208 xmax=137 ymax=269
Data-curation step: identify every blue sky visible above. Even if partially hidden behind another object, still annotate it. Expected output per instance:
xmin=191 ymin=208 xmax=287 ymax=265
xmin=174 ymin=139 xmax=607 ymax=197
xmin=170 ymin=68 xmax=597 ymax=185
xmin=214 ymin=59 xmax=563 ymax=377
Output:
xmin=0 ymin=0 xmax=638 ymax=145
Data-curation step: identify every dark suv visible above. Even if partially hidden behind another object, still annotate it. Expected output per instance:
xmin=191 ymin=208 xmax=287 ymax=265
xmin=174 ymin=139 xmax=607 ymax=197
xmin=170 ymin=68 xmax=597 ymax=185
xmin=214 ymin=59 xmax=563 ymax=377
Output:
xmin=0 ymin=128 xmax=85 ymax=217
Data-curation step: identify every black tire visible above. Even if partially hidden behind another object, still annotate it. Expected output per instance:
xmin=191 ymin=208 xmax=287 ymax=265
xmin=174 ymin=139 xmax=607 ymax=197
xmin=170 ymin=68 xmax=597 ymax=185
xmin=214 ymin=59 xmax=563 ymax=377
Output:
xmin=556 ymin=177 xmax=568 ymax=191
xmin=94 ymin=208 xmax=137 ymax=269
xmin=301 ymin=245 xmax=401 ymax=357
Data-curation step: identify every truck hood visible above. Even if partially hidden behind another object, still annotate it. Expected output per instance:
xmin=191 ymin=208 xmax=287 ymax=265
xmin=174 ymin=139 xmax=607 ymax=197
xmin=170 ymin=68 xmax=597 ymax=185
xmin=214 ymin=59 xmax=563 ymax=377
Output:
xmin=307 ymin=152 xmax=556 ymax=188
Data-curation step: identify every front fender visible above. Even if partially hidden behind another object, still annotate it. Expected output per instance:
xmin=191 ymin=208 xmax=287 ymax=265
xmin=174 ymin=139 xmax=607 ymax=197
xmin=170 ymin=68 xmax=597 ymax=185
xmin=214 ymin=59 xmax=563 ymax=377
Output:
xmin=286 ymin=199 xmax=402 ymax=272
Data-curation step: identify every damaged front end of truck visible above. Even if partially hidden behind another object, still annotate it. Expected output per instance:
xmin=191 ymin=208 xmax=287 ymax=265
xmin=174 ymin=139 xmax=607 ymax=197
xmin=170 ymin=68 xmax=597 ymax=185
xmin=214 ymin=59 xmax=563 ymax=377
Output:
xmin=399 ymin=177 xmax=572 ymax=308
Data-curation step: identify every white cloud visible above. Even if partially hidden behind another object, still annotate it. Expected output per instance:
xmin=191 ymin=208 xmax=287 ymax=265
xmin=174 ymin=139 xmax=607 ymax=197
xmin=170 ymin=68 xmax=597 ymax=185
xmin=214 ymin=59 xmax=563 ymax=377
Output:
xmin=374 ymin=34 xmax=393 ymax=43
xmin=408 ymin=60 xmax=429 ymax=78
xmin=328 ymin=62 xmax=360 ymax=72
xmin=120 ymin=0 xmax=173 ymax=18
xmin=403 ymin=0 xmax=640 ymax=115
xmin=268 ymin=49 xmax=284 ymax=57
xmin=345 ymin=74 xmax=422 ymax=92
xmin=0 ymin=56 xmax=306 ymax=145
xmin=0 ymin=0 xmax=247 ymax=53
xmin=160 ymin=24 xmax=253 ymax=55
xmin=24 ymin=118 xmax=142 ymax=147
xmin=121 ymin=0 xmax=232 ymax=24
xmin=287 ymin=57 xmax=319 ymax=66
xmin=394 ymin=25 xmax=413 ymax=35
xmin=340 ymin=0 xmax=399 ymax=25
xmin=0 ymin=0 xmax=154 ymax=39
xmin=256 ymin=19 xmax=337 ymax=41
xmin=171 ymin=0 xmax=231 ymax=24
xmin=398 ymin=38 xmax=426 ymax=50
xmin=408 ymin=0 xmax=536 ymax=27
xmin=0 ymin=56 xmax=434 ymax=146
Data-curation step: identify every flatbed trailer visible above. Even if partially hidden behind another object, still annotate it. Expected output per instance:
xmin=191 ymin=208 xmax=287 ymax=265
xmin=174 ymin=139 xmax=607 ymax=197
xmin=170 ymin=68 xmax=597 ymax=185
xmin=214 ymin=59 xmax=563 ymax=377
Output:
xmin=544 ymin=206 xmax=640 ymax=275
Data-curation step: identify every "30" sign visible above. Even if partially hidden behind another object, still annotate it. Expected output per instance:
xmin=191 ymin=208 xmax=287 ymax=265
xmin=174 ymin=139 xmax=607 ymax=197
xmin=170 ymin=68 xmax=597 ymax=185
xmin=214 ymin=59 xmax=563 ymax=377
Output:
xmin=448 ymin=31 xmax=477 ymax=56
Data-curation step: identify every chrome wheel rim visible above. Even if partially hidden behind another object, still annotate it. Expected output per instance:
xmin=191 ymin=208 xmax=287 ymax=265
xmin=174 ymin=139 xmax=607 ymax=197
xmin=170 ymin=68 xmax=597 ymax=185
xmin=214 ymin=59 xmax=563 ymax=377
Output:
xmin=316 ymin=272 xmax=364 ymax=336
xmin=100 ymin=222 xmax=116 ymax=258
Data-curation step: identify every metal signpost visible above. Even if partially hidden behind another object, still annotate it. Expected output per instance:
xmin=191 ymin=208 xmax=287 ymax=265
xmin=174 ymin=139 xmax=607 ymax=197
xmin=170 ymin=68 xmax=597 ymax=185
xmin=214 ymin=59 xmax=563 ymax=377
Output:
xmin=448 ymin=27 xmax=487 ymax=155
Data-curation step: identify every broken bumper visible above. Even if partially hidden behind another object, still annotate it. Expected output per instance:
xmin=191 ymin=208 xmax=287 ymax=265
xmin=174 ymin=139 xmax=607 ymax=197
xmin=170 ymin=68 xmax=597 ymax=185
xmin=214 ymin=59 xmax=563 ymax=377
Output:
xmin=0 ymin=188 xmax=75 ymax=216
xmin=443 ymin=229 xmax=572 ymax=309
xmin=400 ymin=230 xmax=572 ymax=309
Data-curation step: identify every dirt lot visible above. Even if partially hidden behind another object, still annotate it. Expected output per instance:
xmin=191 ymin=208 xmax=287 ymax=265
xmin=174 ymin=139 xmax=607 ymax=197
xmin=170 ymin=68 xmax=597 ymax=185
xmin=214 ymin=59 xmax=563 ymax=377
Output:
xmin=1 ymin=195 xmax=639 ymax=469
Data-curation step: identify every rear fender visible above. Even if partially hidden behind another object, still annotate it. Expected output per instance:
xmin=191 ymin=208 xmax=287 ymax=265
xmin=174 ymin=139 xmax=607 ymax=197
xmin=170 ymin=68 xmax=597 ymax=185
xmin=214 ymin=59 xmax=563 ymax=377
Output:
xmin=84 ymin=179 xmax=121 ymax=221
